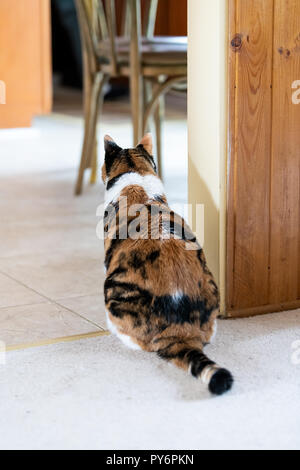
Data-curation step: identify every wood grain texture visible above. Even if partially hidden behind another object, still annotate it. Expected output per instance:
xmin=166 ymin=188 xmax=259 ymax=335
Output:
xmin=0 ymin=0 xmax=52 ymax=128
xmin=227 ymin=0 xmax=300 ymax=316
xmin=226 ymin=0 xmax=237 ymax=311
xmin=226 ymin=299 xmax=300 ymax=318
xmin=155 ymin=0 xmax=187 ymax=36
xmin=227 ymin=0 xmax=274 ymax=310
xmin=270 ymin=0 xmax=300 ymax=303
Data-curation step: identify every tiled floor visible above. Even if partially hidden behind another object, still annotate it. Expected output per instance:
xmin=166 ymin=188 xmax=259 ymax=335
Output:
xmin=0 ymin=89 xmax=187 ymax=349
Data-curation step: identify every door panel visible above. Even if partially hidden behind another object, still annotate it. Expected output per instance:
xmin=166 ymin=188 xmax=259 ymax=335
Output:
xmin=270 ymin=0 xmax=300 ymax=303
xmin=227 ymin=0 xmax=300 ymax=316
xmin=0 ymin=0 xmax=52 ymax=128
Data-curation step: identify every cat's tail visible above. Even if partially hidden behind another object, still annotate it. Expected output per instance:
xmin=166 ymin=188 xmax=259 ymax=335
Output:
xmin=157 ymin=344 xmax=233 ymax=396
xmin=187 ymin=349 xmax=233 ymax=395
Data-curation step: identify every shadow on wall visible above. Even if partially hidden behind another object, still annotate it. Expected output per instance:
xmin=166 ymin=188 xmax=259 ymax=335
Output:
xmin=188 ymin=158 xmax=219 ymax=284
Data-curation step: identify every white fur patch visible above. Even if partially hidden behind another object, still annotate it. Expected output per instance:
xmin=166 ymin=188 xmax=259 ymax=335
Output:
xmin=201 ymin=365 xmax=220 ymax=385
xmin=106 ymin=311 xmax=141 ymax=351
xmin=172 ymin=290 xmax=183 ymax=303
xmin=105 ymin=173 xmax=165 ymax=206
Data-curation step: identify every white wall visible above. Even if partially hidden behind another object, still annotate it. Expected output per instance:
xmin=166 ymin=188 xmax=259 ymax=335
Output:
xmin=188 ymin=0 xmax=228 ymax=313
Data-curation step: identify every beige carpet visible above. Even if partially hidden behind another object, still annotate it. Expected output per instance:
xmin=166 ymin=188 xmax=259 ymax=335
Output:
xmin=0 ymin=309 xmax=299 ymax=450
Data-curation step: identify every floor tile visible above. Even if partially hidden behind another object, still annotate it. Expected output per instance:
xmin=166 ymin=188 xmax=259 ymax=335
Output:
xmin=0 ymin=170 xmax=104 ymax=224
xmin=0 ymin=212 xmax=102 ymax=258
xmin=0 ymin=250 xmax=104 ymax=301
xmin=0 ymin=302 xmax=100 ymax=348
xmin=58 ymin=294 xmax=107 ymax=330
xmin=0 ymin=273 xmax=45 ymax=309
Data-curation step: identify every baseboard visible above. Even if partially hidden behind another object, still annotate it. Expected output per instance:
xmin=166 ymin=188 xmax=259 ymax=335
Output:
xmin=225 ymin=299 xmax=300 ymax=319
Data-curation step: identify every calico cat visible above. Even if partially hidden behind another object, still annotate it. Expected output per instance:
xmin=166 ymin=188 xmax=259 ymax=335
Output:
xmin=102 ymin=134 xmax=233 ymax=395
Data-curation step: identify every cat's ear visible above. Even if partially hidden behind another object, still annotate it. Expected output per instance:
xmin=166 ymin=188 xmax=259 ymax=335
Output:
xmin=104 ymin=135 xmax=122 ymax=154
xmin=138 ymin=133 xmax=153 ymax=155
xmin=104 ymin=135 xmax=122 ymax=177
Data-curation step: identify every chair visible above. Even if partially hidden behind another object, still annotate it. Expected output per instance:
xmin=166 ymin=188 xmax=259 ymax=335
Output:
xmin=75 ymin=0 xmax=187 ymax=195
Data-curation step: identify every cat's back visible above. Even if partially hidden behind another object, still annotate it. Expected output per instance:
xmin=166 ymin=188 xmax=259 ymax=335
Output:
xmin=105 ymin=219 xmax=219 ymax=318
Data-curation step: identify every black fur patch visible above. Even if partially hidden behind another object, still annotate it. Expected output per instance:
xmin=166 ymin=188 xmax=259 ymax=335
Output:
xmin=147 ymin=250 xmax=160 ymax=263
xmin=103 ymin=201 xmax=120 ymax=230
xmin=105 ymin=276 xmax=215 ymax=325
xmin=149 ymin=205 xmax=195 ymax=242
xmin=105 ymin=237 xmax=126 ymax=270
xmin=127 ymin=251 xmax=148 ymax=279
xmin=208 ymin=368 xmax=233 ymax=395
xmin=136 ymin=144 xmax=157 ymax=172
xmin=157 ymin=345 xmax=189 ymax=361
xmin=154 ymin=195 xmax=167 ymax=205
xmin=197 ymin=248 xmax=205 ymax=264
xmin=209 ymin=279 xmax=219 ymax=296
xmin=187 ymin=350 xmax=215 ymax=377
xmin=153 ymin=294 xmax=215 ymax=326
xmin=106 ymin=174 xmax=124 ymax=190
xmin=124 ymin=150 xmax=136 ymax=169
xmin=109 ymin=302 xmax=139 ymax=319
xmin=104 ymin=279 xmax=153 ymax=306
xmin=105 ymin=141 xmax=122 ymax=176
xmin=168 ymin=220 xmax=195 ymax=241
xmin=106 ymin=266 xmax=127 ymax=281
xmin=129 ymin=251 xmax=144 ymax=270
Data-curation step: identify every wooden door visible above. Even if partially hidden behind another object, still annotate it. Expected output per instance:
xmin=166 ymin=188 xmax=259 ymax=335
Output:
xmin=0 ymin=0 xmax=52 ymax=128
xmin=155 ymin=0 xmax=187 ymax=36
xmin=227 ymin=0 xmax=300 ymax=316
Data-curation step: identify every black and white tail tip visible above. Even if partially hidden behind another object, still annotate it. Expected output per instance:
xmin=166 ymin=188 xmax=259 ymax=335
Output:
xmin=189 ymin=351 xmax=234 ymax=396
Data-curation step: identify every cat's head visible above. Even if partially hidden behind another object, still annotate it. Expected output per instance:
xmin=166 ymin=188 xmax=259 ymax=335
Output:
xmin=102 ymin=134 xmax=157 ymax=186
